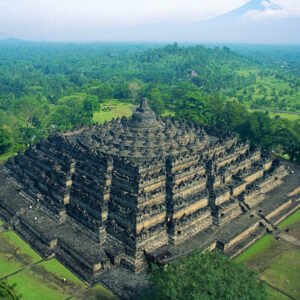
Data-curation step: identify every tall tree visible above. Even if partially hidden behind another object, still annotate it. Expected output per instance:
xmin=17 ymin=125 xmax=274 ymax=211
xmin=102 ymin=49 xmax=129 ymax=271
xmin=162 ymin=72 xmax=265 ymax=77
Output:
xmin=140 ymin=251 xmax=267 ymax=300
xmin=148 ymin=88 xmax=165 ymax=115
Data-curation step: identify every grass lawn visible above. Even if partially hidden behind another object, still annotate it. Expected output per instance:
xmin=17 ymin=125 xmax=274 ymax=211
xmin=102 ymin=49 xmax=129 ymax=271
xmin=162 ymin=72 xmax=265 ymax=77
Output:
xmin=235 ymin=209 xmax=300 ymax=299
xmin=6 ymin=259 xmax=86 ymax=300
xmin=249 ymin=109 xmax=300 ymax=122
xmin=1 ymin=251 xmax=118 ymax=300
xmin=0 ymin=230 xmax=117 ymax=299
xmin=278 ymin=209 xmax=300 ymax=230
xmin=266 ymin=286 xmax=290 ymax=300
xmin=162 ymin=109 xmax=175 ymax=117
xmin=5 ymin=259 xmax=117 ymax=300
xmin=234 ymin=234 xmax=275 ymax=263
xmin=261 ymin=250 xmax=300 ymax=299
xmin=41 ymin=259 xmax=83 ymax=285
xmin=0 ymin=231 xmax=42 ymax=278
xmin=93 ymin=100 xmax=135 ymax=123
xmin=269 ymin=112 xmax=300 ymax=121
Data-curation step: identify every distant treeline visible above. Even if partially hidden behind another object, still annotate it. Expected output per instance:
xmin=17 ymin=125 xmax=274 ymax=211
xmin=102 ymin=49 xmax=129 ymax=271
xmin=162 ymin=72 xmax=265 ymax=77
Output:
xmin=0 ymin=41 xmax=299 ymax=162
xmin=175 ymin=92 xmax=300 ymax=162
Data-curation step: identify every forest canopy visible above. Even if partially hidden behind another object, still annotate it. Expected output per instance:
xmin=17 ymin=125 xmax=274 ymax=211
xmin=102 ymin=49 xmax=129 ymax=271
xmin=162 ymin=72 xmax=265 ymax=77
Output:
xmin=140 ymin=251 xmax=267 ymax=300
xmin=0 ymin=40 xmax=299 ymax=162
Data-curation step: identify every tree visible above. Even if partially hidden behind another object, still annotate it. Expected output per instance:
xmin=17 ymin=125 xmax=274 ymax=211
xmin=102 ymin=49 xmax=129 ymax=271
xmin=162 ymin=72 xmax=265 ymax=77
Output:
xmin=140 ymin=251 xmax=267 ymax=300
xmin=11 ymin=96 xmax=49 ymax=128
xmin=148 ymin=88 xmax=165 ymax=115
xmin=238 ymin=112 xmax=275 ymax=149
xmin=175 ymin=91 xmax=210 ymax=125
xmin=0 ymin=126 xmax=13 ymax=154
xmin=0 ymin=280 xmax=21 ymax=299
xmin=129 ymin=80 xmax=143 ymax=103
xmin=272 ymin=118 xmax=300 ymax=162
xmin=47 ymin=94 xmax=99 ymax=131
xmin=222 ymin=101 xmax=249 ymax=132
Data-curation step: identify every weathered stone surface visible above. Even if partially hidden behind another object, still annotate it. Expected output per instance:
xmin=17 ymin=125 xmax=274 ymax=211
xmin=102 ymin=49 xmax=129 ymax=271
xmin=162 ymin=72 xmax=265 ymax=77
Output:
xmin=1 ymin=98 xmax=299 ymax=298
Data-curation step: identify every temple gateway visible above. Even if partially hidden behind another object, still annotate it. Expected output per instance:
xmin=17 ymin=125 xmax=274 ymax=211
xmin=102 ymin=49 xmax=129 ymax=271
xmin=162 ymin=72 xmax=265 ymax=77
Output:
xmin=0 ymin=99 xmax=299 ymax=288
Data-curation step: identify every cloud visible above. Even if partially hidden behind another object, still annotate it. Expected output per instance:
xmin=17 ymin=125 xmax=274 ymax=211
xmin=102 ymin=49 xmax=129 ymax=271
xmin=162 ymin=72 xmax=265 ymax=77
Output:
xmin=0 ymin=0 xmax=249 ymax=40
xmin=244 ymin=0 xmax=300 ymax=20
xmin=0 ymin=0 xmax=298 ymax=42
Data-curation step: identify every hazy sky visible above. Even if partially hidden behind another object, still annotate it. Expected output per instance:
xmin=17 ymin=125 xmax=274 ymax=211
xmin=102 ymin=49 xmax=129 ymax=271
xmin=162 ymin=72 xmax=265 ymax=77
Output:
xmin=0 ymin=0 xmax=299 ymax=42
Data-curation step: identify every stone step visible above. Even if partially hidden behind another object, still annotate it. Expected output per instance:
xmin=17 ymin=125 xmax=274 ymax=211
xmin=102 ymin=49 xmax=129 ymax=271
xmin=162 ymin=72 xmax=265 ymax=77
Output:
xmin=224 ymin=226 xmax=267 ymax=258
xmin=269 ymin=202 xmax=299 ymax=227
xmin=13 ymin=223 xmax=54 ymax=259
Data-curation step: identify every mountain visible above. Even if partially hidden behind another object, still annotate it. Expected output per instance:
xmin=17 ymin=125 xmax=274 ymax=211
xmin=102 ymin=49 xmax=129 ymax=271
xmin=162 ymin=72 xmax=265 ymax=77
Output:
xmin=89 ymin=0 xmax=299 ymax=44
xmin=219 ymin=0 xmax=272 ymax=19
xmin=1 ymin=1 xmax=298 ymax=44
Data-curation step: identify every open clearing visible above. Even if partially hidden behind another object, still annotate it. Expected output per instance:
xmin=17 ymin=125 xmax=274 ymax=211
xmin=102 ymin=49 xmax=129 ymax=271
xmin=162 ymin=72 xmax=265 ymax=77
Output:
xmin=269 ymin=112 xmax=300 ymax=121
xmin=250 ymin=109 xmax=300 ymax=122
xmin=0 ymin=222 xmax=117 ymax=300
xmin=93 ymin=100 xmax=135 ymax=123
xmin=236 ymin=209 xmax=300 ymax=300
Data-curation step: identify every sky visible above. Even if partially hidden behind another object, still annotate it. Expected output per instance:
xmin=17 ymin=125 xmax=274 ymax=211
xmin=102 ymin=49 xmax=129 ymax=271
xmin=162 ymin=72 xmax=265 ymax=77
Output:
xmin=0 ymin=0 xmax=299 ymax=43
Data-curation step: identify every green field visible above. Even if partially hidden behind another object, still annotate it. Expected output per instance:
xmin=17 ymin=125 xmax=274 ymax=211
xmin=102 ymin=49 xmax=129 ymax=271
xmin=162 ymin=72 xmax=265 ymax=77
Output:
xmin=269 ymin=112 xmax=300 ymax=121
xmin=278 ymin=209 xmax=300 ymax=230
xmin=0 ymin=231 xmax=42 ymax=278
xmin=261 ymin=250 xmax=300 ymax=299
xmin=162 ymin=109 xmax=175 ymax=117
xmin=266 ymin=286 xmax=290 ymax=300
xmin=93 ymin=100 xmax=135 ymax=123
xmin=235 ymin=234 xmax=275 ymax=263
xmin=0 ymin=230 xmax=116 ymax=299
xmin=249 ymin=109 xmax=300 ymax=121
xmin=5 ymin=259 xmax=88 ymax=300
xmin=236 ymin=209 xmax=300 ymax=299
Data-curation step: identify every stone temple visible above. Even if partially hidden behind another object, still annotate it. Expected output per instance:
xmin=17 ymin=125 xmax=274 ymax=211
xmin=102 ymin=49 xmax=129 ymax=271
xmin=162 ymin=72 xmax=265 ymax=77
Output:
xmin=0 ymin=99 xmax=299 ymax=296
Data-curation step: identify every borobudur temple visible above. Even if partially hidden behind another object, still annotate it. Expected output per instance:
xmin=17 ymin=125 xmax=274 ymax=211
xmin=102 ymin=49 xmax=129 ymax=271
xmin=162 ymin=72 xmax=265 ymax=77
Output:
xmin=1 ymin=98 xmax=300 ymax=289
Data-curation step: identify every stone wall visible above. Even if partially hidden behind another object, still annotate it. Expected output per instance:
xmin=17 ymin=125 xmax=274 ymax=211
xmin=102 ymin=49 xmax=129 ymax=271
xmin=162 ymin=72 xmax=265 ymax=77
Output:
xmin=3 ymin=110 xmax=290 ymax=274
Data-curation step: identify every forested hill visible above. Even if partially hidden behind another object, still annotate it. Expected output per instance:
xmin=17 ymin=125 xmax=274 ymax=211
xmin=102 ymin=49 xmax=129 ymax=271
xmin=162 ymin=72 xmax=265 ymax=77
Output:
xmin=1 ymin=41 xmax=299 ymax=109
xmin=0 ymin=41 xmax=299 ymax=162
xmin=0 ymin=41 xmax=253 ymax=100
xmin=120 ymin=44 xmax=254 ymax=90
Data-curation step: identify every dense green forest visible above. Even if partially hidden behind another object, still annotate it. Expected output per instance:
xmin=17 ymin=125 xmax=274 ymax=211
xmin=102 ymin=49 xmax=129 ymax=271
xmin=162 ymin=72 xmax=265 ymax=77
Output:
xmin=0 ymin=40 xmax=299 ymax=162
xmin=140 ymin=251 xmax=267 ymax=300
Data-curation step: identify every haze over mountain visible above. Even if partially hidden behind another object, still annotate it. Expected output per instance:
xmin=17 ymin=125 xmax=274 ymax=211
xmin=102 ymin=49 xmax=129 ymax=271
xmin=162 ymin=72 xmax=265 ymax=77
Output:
xmin=0 ymin=0 xmax=299 ymax=43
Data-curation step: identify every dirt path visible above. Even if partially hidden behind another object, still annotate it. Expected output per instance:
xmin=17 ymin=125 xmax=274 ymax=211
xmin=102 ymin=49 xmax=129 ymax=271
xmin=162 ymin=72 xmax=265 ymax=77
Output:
xmin=0 ymin=259 xmax=44 ymax=281
xmin=278 ymin=232 xmax=300 ymax=248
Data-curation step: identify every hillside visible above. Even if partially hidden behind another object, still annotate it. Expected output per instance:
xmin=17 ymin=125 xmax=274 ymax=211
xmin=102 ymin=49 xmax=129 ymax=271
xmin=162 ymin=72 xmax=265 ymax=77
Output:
xmin=0 ymin=41 xmax=299 ymax=161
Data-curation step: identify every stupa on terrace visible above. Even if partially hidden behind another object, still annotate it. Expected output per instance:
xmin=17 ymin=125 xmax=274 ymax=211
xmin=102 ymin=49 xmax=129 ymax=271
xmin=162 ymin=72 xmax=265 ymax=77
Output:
xmin=1 ymin=99 xmax=299 ymax=293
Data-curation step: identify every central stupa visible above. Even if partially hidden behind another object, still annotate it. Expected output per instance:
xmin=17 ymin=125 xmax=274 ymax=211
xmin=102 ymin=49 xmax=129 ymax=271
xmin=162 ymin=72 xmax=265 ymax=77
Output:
xmin=3 ymin=98 xmax=289 ymax=279
xmin=67 ymin=98 xmax=208 ymax=158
